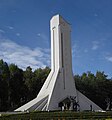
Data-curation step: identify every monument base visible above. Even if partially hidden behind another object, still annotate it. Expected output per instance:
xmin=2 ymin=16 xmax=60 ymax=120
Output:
xmin=15 ymin=70 xmax=102 ymax=112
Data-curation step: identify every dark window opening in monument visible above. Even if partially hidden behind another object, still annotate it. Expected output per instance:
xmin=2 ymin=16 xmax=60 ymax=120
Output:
xmin=61 ymin=32 xmax=65 ymax=89
xmin=61 ymin=33 xmax=64 ymax=68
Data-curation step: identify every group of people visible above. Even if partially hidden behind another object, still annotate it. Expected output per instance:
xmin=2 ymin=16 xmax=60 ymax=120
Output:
xmin=59 ymin=96 xmax=80 ymax=111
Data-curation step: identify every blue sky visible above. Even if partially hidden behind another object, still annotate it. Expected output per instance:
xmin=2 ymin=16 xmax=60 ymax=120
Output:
xmin=0 ymin=0 xmax=112 ymax=78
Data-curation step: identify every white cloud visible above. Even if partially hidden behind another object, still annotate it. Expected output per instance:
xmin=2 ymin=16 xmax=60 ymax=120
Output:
xmin=92 ymin=41 xmax=99 ymax=50
xmin=37 ymin=33 xmax=48 ymax=41
xmin=84 ymin=49 xmax=88 ymax=53
xmin=0 ymin=39 xmax=50 ymax=70
xmin=92 ymin=45 xmax=98 ymax=50
xmin=0 ymin=29 xmax=5 ymax=33
xmin=72 ymin=44 xmax=81 ymax=58
xmin=16 ymin=33 xmax=20 ymax=36
xmin=94 ymin=13 xmax=98 ymax=17
xmin=72 ymin=44 xmax=77 ymax=54
xmin=37 ymin=33 xmax=41 ymax=36
xmin=7 ymin=26 xmax=14 ymax=30
xmin=105 ymin=56 xmax=112 ymax=62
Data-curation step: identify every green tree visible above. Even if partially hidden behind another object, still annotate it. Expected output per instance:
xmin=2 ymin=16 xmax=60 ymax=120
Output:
xmin=9 ymin=64 xmax=25 ymax=109
xmin=0 ymin=59 xmax=10 ymax=111
xmin=23 ymin=66 xmax=34 ymax=100
xmin=74 ymin=71 xmax=112 ymax=110
xmin=24 ymin=66 xmax=50 ymax=101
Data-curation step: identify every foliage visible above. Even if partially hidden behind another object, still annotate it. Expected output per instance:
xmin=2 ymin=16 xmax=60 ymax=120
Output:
xmin=0 ymin=59 xmax=112 ymax=111
xmin=75 ymin=71 xmax=112 ymax=110
xmin=0 ymin=60 xmax=9 ymax=111
xmin=0 ymin=59 xmax=50 ymax=111
xmin=9 ymin=64 xmax=27 ymax=109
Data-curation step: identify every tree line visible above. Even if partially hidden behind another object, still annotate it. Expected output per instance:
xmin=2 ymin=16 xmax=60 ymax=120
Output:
xmin=0 ymin=59 xmax=112 ymax=111
xmin=75 ymin=72 xmax=112 ymax=110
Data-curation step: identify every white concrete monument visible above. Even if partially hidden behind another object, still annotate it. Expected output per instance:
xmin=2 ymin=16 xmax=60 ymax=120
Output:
xmin=15 ymin=15 xmax=102 ymax=111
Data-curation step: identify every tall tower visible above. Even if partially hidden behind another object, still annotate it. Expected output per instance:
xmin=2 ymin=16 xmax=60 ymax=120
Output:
xmin=15 ymin=15 xmax=102 ymax=111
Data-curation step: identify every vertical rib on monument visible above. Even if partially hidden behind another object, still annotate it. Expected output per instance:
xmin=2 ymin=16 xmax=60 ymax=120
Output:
xmin=15 ymin=15 xmax=102 ymax=112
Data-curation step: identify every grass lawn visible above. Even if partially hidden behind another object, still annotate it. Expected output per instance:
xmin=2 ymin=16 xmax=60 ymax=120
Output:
xmin=0 ymin=111 xmax=112 ymax=120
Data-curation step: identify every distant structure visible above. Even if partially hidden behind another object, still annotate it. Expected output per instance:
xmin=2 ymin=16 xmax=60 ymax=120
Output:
xmin=15 ymin=15 xmax=102 ymax=111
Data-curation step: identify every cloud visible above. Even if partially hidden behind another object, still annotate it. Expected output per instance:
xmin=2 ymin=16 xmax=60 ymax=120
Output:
xmin=7 ymin=26 xmax=14 ymax=30
xmin=0 ymin=29 xmax=5 ymax=38
xmin=37 ymin=33 xmax=41 ymax=36
xmin=37 ymin=33 xmax=48 ymax=41
xmin=92 ymin=45 xmax=98 ymax=50
xmin=0 ymin=29 xmax=5 ymax=33
xmin=0 ymin=39 xmax=50 ymax=70
xmin=72 ymin=44 xmax=81 ymax=58
xmin=16 ymin=33 xmax=20 ymax=36
xmin=105 ymin=56 xmax=112 ymax=62
xmin=92 ymin=41 xmax=99 ymax=50
xmin=94 ymin=13 xmax=98 ymax=17
xmin=84 ymin=49 xmax=88 ymax=53
xmin=72 ymin=44 xmax=77 ymax=55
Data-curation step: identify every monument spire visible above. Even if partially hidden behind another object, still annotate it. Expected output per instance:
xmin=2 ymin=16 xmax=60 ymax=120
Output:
xmin=15 ymin=15 xmax=102 ymax=111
